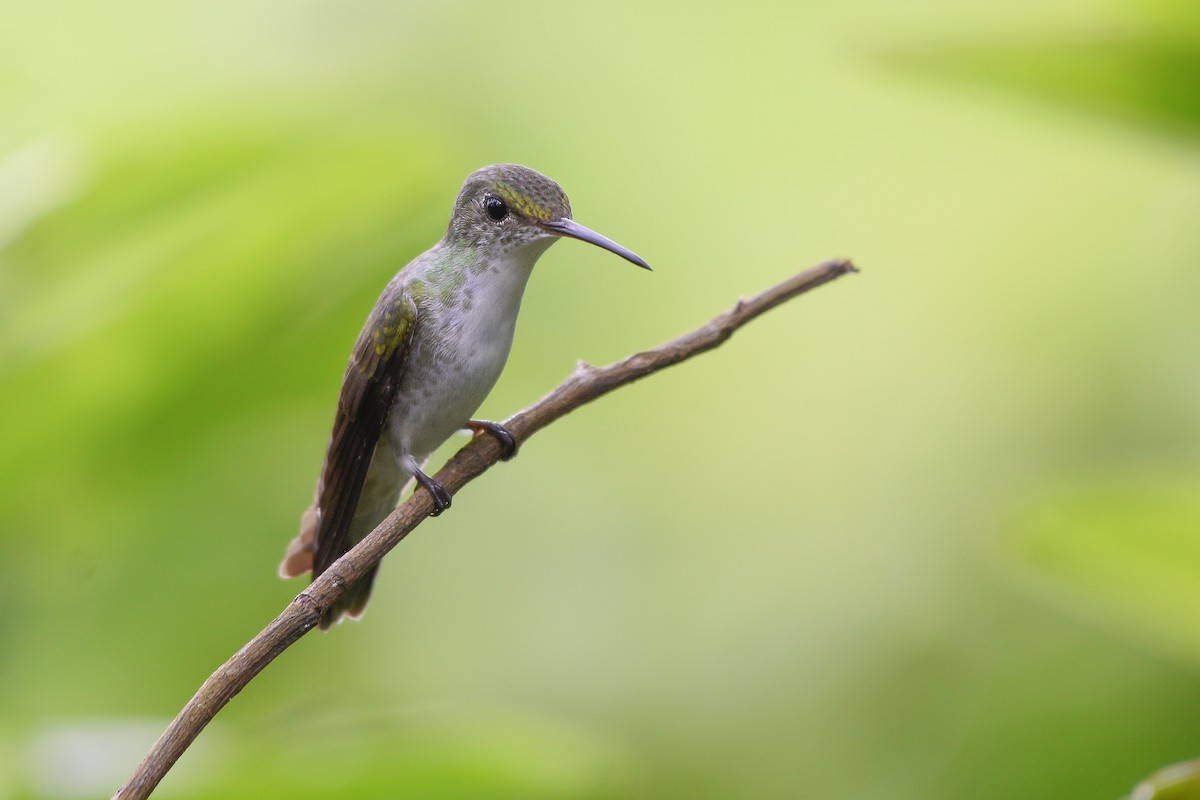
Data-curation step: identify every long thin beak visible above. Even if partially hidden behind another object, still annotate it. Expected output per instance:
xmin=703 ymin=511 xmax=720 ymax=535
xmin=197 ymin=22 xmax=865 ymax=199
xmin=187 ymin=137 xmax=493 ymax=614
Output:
xmin=540 ymin=218 xmax=652 ymax=271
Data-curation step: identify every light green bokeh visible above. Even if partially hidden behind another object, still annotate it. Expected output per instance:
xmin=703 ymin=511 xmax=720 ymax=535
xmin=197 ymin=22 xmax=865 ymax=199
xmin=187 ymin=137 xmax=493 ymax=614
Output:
xmin=1 ymin=0 xmax=1199 ymax=797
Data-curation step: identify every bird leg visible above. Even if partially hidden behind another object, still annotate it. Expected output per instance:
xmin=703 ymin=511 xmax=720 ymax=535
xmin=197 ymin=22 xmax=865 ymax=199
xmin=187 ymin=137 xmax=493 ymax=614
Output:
xmin=464 ymin=419 xmax=519 ymax=461
xmin=411 ymin=467 xmax=452 ymax=515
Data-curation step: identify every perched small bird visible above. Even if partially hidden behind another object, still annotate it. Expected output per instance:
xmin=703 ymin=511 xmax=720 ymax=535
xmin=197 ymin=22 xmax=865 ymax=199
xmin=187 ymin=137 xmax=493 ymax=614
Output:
xmin=279 ymin=164 xmax=650 ymax=628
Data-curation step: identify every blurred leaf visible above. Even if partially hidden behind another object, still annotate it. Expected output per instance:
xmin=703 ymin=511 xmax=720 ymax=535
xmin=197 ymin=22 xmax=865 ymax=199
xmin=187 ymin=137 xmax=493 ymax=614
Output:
xmin=1131 ymin=758 xmax=1200 ymax=800
xmin=1005 ymin=475 xmax=1200 ymax=665
xmin=173 ymin=708 xmax=634 ymax=800
xmin=1137 ymin=0 xmax=1200 ymax=40
xmin=886 ymin=36 xmax=1200 ymax=142
xmin=0 ymin=117 xmax=451 ymax=713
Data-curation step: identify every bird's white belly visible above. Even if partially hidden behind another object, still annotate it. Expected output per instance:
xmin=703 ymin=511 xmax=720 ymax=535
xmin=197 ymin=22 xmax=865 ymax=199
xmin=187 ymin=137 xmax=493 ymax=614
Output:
xmin=387 ymin=298 xmax=523 ymax=462
xmin=385 ymin=239 xmax=547 ymax=466
xmin=394 ymin=337 xmax=510 ymax=458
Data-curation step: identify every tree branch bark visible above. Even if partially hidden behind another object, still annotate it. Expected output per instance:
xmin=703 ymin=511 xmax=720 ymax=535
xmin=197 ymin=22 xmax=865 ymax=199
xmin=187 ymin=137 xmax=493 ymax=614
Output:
xmin=113 ymin=258 xmax=858 ymax=799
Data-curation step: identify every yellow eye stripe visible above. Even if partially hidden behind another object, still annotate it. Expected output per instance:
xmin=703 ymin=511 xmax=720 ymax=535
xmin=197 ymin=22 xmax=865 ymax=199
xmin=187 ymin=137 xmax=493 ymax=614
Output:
xmin=493 ymin=184 xmax=555 ymax=221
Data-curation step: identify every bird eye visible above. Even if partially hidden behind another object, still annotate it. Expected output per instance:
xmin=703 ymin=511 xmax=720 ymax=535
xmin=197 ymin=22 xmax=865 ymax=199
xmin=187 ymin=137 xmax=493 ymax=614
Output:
xmin=484 ymin=195 xmax=509 ymax=222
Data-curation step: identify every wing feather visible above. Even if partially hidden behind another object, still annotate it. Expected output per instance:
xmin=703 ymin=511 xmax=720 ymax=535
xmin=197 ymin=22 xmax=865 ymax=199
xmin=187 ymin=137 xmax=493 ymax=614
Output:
xmin=308 ymin=289 xmax=417 ymax=580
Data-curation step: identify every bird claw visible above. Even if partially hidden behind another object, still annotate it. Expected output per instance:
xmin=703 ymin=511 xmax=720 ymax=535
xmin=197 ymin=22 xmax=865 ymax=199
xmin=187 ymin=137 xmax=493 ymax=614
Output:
xmin=465 ymin=419 xmax=519 ymax=461
xmin=412 ymin=468 xmax=452 ymax=516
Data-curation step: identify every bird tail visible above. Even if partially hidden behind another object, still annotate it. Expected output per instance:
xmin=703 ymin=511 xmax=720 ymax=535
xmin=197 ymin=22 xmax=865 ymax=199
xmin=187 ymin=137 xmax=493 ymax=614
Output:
xmin=278 ymin=503 xmax=319 ymax=580
xmin=320 ymin=566 xmax=379 ymax=629
xmin=279 ymin=463 xmax=404 ymax=629
xmin=279 ymin=503 xmax=385 ymax=629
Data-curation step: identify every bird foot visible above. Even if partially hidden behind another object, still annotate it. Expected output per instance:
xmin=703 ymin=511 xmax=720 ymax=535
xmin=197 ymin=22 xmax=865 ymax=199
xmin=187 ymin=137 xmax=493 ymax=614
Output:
xmin=464 ymin=419 xmax=519 ymax=461
xmin=412 ymin=468 xmax=452 ymax=516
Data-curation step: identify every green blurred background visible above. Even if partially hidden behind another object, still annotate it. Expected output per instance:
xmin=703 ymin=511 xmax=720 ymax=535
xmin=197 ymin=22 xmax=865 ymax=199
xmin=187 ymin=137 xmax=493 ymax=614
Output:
xmin=2 ymin=0 xmax=1200 ymax=797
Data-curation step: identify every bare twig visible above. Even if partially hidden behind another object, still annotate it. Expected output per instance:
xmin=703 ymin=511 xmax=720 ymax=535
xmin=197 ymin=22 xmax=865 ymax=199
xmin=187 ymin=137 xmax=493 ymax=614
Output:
xmin=113 ymin=259 xmax=857 ymax=799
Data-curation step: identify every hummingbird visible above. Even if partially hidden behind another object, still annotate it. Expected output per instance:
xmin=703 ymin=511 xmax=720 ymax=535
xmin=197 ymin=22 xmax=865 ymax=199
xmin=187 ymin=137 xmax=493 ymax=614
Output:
xmin=279 ymin=164 xmax=651 ymax=628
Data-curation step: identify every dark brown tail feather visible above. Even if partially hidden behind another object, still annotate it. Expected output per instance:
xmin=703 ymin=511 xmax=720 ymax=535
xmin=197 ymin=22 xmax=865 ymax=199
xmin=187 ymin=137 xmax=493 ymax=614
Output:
xmin=318 ymin=565 xmax=379 ymax=629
